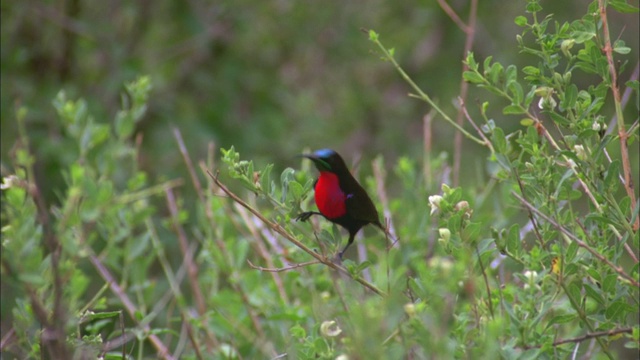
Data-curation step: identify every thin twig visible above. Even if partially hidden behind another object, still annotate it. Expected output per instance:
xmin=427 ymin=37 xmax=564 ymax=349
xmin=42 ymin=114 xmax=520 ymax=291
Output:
xmin=475 ymin=245 xmax=494 ymax=319
xmin=438 ymin=0 xmax=478 ymax=186
xmin=165 ymin=188 xmax=207 ymax=316
xmin=173 ymin=128 xmax=205 ymax=203
xmin=522 ymin=328 xmax=633 ymax=349
xmin=367 ymin=31 xmax=485 ymax=146
xmin=372 ymin=157 xmax=398 ymax=246
xmin=236 ymin=205 xmax=290 ymax=303
xmin=423 ymin=111 xmax=434 ymax=190
xmin=436 ymin=0 xmax=467 ymax=32
xmin=89 ymin=254 xmax=175 ymax=360
xmin=247 ymin=260 xmax=320 ymax=272
xmin=598 ymin=0 xmax=639 ymax=231
xmin=458 ymin=97 xmax=494 ymax=153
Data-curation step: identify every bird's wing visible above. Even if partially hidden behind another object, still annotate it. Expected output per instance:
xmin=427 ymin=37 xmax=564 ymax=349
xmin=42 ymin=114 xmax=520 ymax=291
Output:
xmin=344 ymin=188 xmax=380 ymax=224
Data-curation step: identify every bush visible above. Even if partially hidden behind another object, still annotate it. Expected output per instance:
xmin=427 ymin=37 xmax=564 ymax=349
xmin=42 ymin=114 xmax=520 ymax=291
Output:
xmin=1 ymin=0 xmax=638 ymax=359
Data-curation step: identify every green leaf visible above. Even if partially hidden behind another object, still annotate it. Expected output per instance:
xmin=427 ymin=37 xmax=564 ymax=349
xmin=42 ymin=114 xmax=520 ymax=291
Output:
xmin=610 ymin=0 xmax=639 ymax=13
xmin=81 ymin=311 xmax=122 ymax=322
xmin=571 ymin=20 xmax=596 ymax=43
xmin=260 ymin=164 xmax=274 ymax=194
xmin=487 ymin=62 xmax=505 ymax=85
xmin=526 ymin=1 xmax=542 ymax=13
xmin=565 ymin=240 xmax=578 ymax=262
xmin=288 ymin=181 xmax=304 ymax=200
xmin=561 ymin=84 xmax=578 ymax=110
xmin=606 ymin=300 xmax=635 ymax=321
xmin=514 ymin=16 xmax=528 ymax=27
xmin=508 ymin=82 xmax=524 ymax=105
xmin=505 ymin=65 xmax=518 ymax=85
xmin=520 ymin=118 xmax=534 ymax=126
xmin=567 ymin=281 xmax=582 ymax=302
xmin=547 ymin=314 xmax=576 ymax=327
xmin=602 ymin=273 xmax=618 ymax=295
xmin=492 ymin=127 xmax=507 ymax=153
xmin=604 ymin=160 xmax=621 ymax=191
xmin=503 ymin=104 xmax=525 ymax=115
xmin=613 ymin=40 xmax=631 ymax=54
xmin=280 ymin=167 xmax=296 ymax=202
xmin=548 ymin=112 xmax=571 ymax=126
xmin=465 ymin=52 xmax=478 ymax=70
xmin=506 ymin=223 xmax=521 ymax=256
xmin=583 ymin=283 xmax=605 ymax=305
xmin=463 ymin=71 xmax=484 ymax=84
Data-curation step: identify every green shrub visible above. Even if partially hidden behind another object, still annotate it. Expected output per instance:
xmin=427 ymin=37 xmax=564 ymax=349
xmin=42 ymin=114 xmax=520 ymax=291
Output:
xmin=1 ymin=1 xmax=637 ymax=359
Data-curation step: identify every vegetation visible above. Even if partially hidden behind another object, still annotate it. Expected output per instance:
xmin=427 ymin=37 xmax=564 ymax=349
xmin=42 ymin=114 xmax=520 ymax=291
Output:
xmin=2 ymin=0 xmax=638 ymax=359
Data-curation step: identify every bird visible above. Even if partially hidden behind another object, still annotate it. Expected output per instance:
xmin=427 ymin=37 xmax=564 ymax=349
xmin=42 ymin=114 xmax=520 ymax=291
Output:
xmin=296 ymin=148 xmax=385 ymax=258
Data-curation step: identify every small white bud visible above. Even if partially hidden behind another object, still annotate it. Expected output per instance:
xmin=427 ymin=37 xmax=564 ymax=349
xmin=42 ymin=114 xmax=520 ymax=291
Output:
xmin=320 ymin=320 xmax=342 ymax=337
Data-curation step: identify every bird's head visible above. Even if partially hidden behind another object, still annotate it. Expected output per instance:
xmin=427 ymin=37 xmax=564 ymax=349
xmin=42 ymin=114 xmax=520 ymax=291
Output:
xmin=301 ymin=149 xmax=349 ymax=174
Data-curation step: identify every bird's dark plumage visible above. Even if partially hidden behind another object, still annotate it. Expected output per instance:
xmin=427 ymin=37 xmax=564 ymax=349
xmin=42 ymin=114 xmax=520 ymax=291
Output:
xmin=296 ymin=149 xmax=384 ymax=258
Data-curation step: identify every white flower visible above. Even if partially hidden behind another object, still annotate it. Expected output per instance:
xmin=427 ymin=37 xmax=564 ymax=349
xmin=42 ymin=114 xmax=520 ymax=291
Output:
xmin=438 ymin=228 xmax=451 ymax=242
xmin=404 ymin=303 xmax=416 ymax=317
xmin=574 ymin=145 xmax=587 ymax=161
xmin=429 ymin=195 xmax=443 ymax=215
xmin=523 ymin=270 xmax=538 ymax=290
xmin=320 ymin=320 xmax=342 ymax=337
xmin=538 ymin=95 xmax=557 ymax=110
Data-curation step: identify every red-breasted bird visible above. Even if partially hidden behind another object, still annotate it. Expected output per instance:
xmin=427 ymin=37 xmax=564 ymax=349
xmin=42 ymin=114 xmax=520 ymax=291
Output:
xmin=296 ymin=149 xmax=385 ymax=258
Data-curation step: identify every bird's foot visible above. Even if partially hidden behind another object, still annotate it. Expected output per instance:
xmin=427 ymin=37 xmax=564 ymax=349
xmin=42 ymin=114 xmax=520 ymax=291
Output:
xmin=295 ymin=211 xmax=320 ymax=222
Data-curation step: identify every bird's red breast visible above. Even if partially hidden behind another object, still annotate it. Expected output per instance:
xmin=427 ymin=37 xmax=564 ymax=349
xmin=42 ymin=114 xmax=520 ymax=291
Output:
xmin=314 ymin=171 xmax=347 ymax=219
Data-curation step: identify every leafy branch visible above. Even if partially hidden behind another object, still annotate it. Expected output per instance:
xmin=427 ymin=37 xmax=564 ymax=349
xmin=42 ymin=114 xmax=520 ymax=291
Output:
xmin=202 ymin=164 xmax=387 ymax=297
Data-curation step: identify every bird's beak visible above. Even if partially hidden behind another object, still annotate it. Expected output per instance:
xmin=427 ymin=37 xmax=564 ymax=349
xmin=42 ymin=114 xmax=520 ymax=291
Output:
xmin=298 ymin=153 xmax=317 ymax=160
xmin=299 ymin=153 xmax=330 ymax=171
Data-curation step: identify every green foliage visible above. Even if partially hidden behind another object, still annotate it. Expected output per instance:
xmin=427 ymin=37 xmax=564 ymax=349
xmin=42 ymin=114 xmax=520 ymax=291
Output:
xmin=2 ymin=1 xmax=638 ymax=359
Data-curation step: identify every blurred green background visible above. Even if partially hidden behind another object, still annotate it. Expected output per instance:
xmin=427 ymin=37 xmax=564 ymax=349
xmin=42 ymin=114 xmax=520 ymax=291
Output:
xmin=2 ymin=1 xmax=639 ymax=357
xmin=1 ymin=0 xmax=638 ymax=195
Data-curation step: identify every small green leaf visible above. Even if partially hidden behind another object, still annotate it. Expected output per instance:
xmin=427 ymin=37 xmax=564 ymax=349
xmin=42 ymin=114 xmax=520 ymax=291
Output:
xmin=547 ymin=314 xmax=576 ymax=327
xmin=506 ymin=223 xmax=521 ymax=256
xmin=561 ymin=84 xmax=578 ymax=110
xmin=492 ymin=127 xmax=507 ymax=153
xmin=260 ymin=164 xmax=273 ymax=194
xmin=503 ymin=104 xmax=525 ymax=115
xmin=602 ymin=273 xmax=618 ymax=294
xmin=610 ymin=0 xmax=639 ymax=13
xmin=520 ymin=118 xmax=534 ymax=126
xmin=514 ymin=16 xmax=528 ymax=27
xmin=583 ymin=283 xmax=605 ymax=305
xmin=508 ymin=82 xmax=524 ymax=104
xmin=463 ymin=71 xmax=484 ymax=84
xmin=613 ymin=40 xmax=631 ymax=54
xmin=548 ymin=112 xmax=571 ymax=126
xmin=465 ymin=52 xmax=478 ymax=70
xmin=288 ymin=181 xmax=304 ymax=200
xmin=567 ymin=281 xmax=582 ymax=302
xmin=526 ymin=1 xmax=542 ymax=12
xmin=571 ymin=20 xmax=596 ymax=43
xmin=606 ymin=300 xmax=634 ymax=321
xmin=565 ymin=240 xmax=578 ymax=262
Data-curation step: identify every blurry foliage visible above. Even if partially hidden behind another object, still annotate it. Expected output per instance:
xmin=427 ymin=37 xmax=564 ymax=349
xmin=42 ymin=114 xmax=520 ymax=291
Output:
xmin=1 ymin=0 xmax=639 ymax=359
xmin=3 ymin=1 xmax=637 ymax=193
